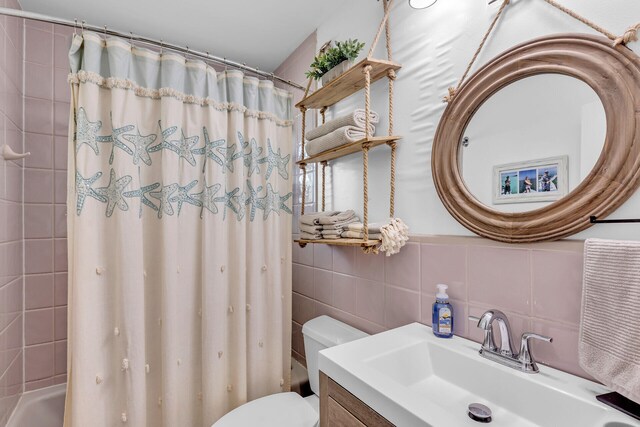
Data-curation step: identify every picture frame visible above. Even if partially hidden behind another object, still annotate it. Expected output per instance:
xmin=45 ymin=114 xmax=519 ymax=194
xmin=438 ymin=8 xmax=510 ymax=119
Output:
xmin=493 ymin=156 xmax=568 ymax=205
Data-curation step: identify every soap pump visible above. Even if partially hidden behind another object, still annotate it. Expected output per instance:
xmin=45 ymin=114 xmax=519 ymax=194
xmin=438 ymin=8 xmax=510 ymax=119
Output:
xmin=432 ymin=284 xmax=454 ymax=338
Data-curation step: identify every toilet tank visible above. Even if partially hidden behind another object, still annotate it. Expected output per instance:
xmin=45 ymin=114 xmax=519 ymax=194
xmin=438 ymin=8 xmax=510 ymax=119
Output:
xmin=302 ymin=316 xmax=368 ymax=396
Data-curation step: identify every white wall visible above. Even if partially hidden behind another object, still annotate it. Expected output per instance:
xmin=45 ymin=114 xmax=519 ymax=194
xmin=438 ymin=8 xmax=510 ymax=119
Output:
xmin=316 ymin=0 xmax=640 ymax=240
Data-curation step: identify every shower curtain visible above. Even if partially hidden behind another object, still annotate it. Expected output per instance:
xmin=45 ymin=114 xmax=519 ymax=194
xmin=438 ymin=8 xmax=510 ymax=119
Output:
xmin=65 ymin=32 xmax=293 ymax=427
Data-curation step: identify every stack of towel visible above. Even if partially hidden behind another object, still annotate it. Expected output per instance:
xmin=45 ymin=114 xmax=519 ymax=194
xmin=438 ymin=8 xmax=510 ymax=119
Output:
xmin=341 ymin=222 xmax=383 ymax=240
xmin=299 ymin=210 xmax=360 ymax=240
xmin=305 ymin=109 xmax=379 ymax=157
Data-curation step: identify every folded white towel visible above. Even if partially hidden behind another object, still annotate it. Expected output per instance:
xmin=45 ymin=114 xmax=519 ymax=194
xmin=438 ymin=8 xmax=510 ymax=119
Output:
xmin=580 ymin=238 xmax=640 ymax=403
xmin=305 ymin=126 xmax=371 ymax=157
xmin=299 ymin=211 xmax=340 ymax=226
xmin=321 ymin=230 xmax=342 ymax=237
xmin=306 ymin=109 xmax=379 ymax=141
xmin=341 ymin=230 xmax=382 ymax=240
xmin=322 ymin=217 xmax=360 ymax=231
xmin=345 ymin=222 xmax=385 ymax=234
xmin=299 ymin=223 xmax=323 ymax=234
xmin=317 ymin=210 xmax=356 ymax=225
xmin=299 ymin=231 xmax=322 ymax=240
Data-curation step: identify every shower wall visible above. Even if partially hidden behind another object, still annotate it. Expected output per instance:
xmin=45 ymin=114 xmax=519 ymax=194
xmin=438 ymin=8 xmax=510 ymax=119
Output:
xmin=22 ymin=20 xmax=71 ymax=391
xmin=0 ymin=1 xmax=25 ymax=423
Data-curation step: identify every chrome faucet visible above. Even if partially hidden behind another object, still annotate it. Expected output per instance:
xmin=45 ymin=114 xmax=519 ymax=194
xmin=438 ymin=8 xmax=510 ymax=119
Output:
xmin=472 ymin=309 xmax=552 ymax=374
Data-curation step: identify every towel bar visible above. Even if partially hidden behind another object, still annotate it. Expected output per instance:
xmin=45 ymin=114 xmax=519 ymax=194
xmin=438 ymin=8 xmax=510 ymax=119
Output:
xmin=590 ymin=216 xmax=640 ymax=224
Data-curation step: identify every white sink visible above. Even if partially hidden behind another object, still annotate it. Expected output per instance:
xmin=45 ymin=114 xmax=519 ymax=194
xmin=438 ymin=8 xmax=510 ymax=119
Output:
xmin=318 ymin=323 xmax=640 ymax=427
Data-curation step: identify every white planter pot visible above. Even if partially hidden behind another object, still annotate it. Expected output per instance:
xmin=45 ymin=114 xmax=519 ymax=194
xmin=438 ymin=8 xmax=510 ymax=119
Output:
xmin=321 ymin=59 xmax=355 ymax=85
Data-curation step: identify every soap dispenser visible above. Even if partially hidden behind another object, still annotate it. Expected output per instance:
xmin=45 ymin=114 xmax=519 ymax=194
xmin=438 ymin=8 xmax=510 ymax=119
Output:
xmin=432 ymin=284 xmax=454 ymax=338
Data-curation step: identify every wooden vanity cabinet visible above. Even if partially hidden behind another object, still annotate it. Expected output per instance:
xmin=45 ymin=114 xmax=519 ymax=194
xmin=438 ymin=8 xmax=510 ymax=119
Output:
xmin=319 ymin=371 xmax=394 ymax=427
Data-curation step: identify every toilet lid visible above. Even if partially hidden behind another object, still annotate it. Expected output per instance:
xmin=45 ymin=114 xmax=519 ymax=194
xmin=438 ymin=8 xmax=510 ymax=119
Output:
xmin=212 ymin=392 xmax=318 ymax=427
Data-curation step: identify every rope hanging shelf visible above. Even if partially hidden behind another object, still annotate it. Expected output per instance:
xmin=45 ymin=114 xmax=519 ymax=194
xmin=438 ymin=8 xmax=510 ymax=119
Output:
xmin=295 ymin=0 xmax=401 ymax=252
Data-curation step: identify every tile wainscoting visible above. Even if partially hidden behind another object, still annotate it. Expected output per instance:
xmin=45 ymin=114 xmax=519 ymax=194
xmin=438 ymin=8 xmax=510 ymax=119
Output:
xmin=291 ymin=235 xmax=589 ymax=380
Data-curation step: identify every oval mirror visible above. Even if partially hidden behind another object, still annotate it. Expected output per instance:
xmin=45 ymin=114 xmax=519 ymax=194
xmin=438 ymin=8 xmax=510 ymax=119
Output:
xmin=432 ymin=34 xmax=640 ymax=243
xmin=461 ymin=74 xmax=606 ymax=213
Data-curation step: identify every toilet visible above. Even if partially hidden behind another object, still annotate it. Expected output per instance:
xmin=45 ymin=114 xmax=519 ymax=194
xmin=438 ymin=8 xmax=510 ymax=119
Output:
xmin=213 ymin=316 xmax=368 ymax=427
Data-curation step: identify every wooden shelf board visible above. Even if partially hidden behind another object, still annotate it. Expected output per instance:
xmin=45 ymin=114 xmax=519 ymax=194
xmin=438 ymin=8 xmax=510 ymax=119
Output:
xmin=296 ymin=58 xmax=402 ymax=109
xmin=297 ymin=136 xmax=401 ymax=165
xmin=294 ymin=238 xmax=380 ymax=248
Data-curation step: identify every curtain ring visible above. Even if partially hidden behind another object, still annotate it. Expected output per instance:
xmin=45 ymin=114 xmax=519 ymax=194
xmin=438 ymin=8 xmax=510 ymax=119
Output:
xmin=73 ymin=18 xmax=77 ymax=35
xmin=271 ymin=72 xmax=275 ymax=83
xmin=129 ymin=32 xmax=134 ymax=50
xmin=160 ymin=40 xmax=164 ymax=57
xmin=185 ymin=46 xmax=190 ymax=63
xmin=103 ymin=25 xmax=107 ymax=43
xmin=81 ymin=20 xmax=85 ymax=35
xmin=224 ymin=57 xmax=228 ymax=72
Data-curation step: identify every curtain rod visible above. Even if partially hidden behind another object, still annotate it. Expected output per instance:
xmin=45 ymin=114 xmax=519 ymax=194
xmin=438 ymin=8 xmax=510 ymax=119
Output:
xmin=0 ymin=7 xmax=305 ymax=91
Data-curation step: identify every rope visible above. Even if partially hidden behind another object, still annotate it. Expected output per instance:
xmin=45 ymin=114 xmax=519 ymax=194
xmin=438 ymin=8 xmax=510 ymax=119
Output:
xmin=303 ymin=77 xmax=313 ymax=99
xmin=614 ymin=22 xmax=640 ymax=46
xmin=389 ymin=142 xmax=397 ymax=218
xmin=445 ymin=0 xmax=640 ymax=103
xmin=384 ymin=0 xmax=393 ymax=62
xmin=321 ymin=161 xmax=327 ymax=211
xmin=363 ymin=65 xmax=372 ymax=241
xmin=383 ymin=0 xmax=398 ymax=220
xmin=444 ymin=0 xmax=510 ymax=103
xmin=320 ymin=107 xmax=326 ymax=125
xmin=541 ymin=0 xmax=617 ymax=41
xmin=300 ymin=107 xmax=307 ymax=216
xmin=363 ymin=143 xmax=370 ymax=242
xmin=300 ymin=163 xmax=307 ymax=216
xmin=363 ymin=65 xmax=372 ymax=139
xmin=368 ymin=0 xmax=394 ymax=58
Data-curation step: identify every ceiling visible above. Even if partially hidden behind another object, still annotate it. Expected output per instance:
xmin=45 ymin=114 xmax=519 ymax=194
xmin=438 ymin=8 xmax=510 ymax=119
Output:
xmin=18 ymin=0 xmax=348 ymax=71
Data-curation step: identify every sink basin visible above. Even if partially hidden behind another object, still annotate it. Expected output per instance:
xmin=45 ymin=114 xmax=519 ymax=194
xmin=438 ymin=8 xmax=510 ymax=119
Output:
xmin=319 ymin=323 xmax=640 ymax=427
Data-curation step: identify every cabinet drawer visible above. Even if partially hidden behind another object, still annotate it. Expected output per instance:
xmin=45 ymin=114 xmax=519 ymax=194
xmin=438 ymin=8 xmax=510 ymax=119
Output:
xmin=328 ymin=397 xmax=367 ymax=427
xmin=320 ymin=371 xmax=394 ymax=427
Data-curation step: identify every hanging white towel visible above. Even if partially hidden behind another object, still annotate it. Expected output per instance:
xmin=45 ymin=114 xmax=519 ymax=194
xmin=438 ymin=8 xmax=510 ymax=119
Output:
xmin=305 ymin=109 xmax=379 ymax=141
xmin=580 ymin=238 xmax=640 ymax=403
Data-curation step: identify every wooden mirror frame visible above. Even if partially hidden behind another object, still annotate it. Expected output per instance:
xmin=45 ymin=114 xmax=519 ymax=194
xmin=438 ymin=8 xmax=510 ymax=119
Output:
xmin=432 ymin=34 xmax=640 ymax=243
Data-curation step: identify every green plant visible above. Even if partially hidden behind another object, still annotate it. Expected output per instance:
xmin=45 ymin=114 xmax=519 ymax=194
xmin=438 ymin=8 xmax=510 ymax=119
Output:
xmin=305 ymin=39 xmax=366 ymax=80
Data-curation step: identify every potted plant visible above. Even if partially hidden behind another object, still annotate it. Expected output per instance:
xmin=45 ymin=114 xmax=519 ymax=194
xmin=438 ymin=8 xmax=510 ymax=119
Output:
xmin=305 ymin=39 xmax=366 ymax=85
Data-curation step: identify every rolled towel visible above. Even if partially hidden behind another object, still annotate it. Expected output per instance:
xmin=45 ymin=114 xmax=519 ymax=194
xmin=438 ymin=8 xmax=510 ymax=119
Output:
xmin=300 ymin=211 xmax=340 ymax=226
xmin=299 ymin=223 xmax=323 ymax=235
xmin=306 ymin=109 xmax=379 ymax=141
xmin=345 ymin=222 xmax=385 ymax=234
xmin=380 ymin=218 xmax=409 ymax=256
xmin=317 ymin=210 xmax=356 ymax=225
xmin=305 ymin=126 xmax=372 ymax=157
xmin=341 ymin=230 xmax=382 ymax=240
xmin=299 ymin=231 xmax=322 ymax=240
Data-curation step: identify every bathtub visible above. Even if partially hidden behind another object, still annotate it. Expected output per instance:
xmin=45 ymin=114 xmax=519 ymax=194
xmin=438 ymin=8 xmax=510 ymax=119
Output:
xmin=6 ymin=383 xmax=65 ymax=427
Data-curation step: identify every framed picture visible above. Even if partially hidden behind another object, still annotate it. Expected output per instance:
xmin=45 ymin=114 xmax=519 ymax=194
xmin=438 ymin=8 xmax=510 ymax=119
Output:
xmin=493 ymin=156 xmax=568 ymax=204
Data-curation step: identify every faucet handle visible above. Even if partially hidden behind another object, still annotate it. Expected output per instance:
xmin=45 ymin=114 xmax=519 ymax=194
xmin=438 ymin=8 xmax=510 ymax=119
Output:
xmin=518 ymin=333 xmax=553 ymax=373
